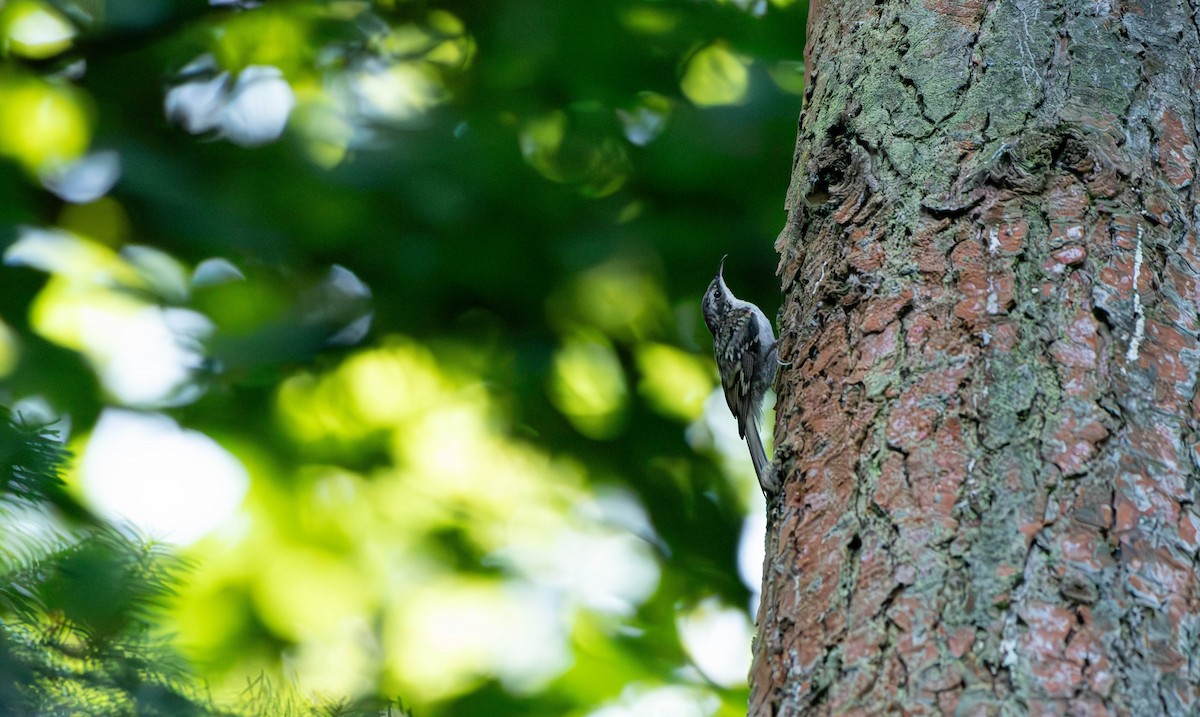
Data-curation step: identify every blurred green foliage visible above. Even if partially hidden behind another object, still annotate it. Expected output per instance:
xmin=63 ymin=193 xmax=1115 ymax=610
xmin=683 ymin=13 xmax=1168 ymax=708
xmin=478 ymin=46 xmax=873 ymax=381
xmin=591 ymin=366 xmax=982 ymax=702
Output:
xmin=0 ymin=0 xmax=806 ymax=715
xmin=0 ymin=411 xmax=213 ymax=716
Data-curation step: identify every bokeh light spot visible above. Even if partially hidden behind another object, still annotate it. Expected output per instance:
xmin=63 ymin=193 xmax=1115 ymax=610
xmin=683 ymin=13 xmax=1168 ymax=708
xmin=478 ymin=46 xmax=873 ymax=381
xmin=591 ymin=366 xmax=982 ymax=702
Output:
xmin=548 ymin=333 xmax=628 ymax=439
xmin=677 ymin=597 xmax=754 ymax=688
xmin=548 ymin=261 xmax=669 ymax=342
xmin=252 ymin=544 xmax=375 ymax=640
xmin=386 ymin=578 xmax=571 ymax=701
xmin=8 ymin=228 xmax=213 ymax=406
xmin=0 ymin=74 xmax=90 ymax=172
xmin=587 ymin=684 xmax=720 ymax=717
xmin=215 ymin=9 xmax=305 ymax=74
xmin=0 ymin=0 xmax=75 ymax=60
xmin=681 ymin=43 xmax=749 ymax=107
xmin=519 ymin=110 xmax=630 ymax=197
xmin=80 ymin=409 xmax=249 ymax=544
xmin=32 ymin=285 xmax=211 ymax=406
xmin=636 ymin=342 xmax=714 ymax=421
xmin=40 ymin=149 xmax=120 ymax=203
xmin=617 ymin=92 xmax=673 ymax=146
xmin=353 ymin=63 xmax=445 ymax=123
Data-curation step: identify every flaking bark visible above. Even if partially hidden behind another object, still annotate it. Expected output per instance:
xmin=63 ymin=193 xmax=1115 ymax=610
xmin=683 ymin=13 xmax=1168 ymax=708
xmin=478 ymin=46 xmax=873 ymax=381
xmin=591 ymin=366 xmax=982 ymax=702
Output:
xmin=755 ymin=1 xmax=1200 ymax=715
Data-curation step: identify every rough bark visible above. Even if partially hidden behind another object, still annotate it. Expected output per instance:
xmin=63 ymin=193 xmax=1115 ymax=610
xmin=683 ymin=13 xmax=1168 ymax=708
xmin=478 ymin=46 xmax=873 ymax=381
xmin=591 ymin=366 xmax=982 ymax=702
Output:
xmin=753 ymin=1 xmax=1200 ymax=715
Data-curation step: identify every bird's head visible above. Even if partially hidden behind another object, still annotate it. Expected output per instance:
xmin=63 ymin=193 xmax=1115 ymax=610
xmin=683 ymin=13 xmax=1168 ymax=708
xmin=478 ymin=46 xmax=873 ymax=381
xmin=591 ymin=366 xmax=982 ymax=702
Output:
xmin=702 ymin=255 xmax=731 ymax=333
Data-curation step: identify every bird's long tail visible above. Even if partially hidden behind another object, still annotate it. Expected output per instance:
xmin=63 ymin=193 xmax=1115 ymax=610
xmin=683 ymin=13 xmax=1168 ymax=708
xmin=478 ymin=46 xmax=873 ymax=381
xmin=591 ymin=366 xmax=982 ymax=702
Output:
xmin=745 ymin=421 xmax=778 ymax=494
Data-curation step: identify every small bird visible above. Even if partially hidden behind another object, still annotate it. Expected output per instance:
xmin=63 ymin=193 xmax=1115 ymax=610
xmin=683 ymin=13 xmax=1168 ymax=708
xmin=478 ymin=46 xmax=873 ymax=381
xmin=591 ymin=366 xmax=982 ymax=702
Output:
xmin=702 ymin=256 xmax=781 ymax=495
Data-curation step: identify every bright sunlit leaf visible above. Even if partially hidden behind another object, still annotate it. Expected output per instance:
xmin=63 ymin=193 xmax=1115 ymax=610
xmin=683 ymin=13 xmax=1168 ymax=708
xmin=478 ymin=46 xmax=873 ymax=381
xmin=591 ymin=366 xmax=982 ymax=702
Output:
xmin=619 ymin=5 xmax=681 ymax=34
xmin=681 ymin=43 xmax=750 ymax=107
xmin=427 ymin=9 xmax=465 ymax=36
xmin=164 ymin=62 xmax=227 ymax=134
xmin=290 ymin=95 xmax=354 ymax=167
xmin=220 ymin=66 xmax=296 ymax=147
xmin=251 ymin=543 xmax=375 ymax=640
xmin=548 ymin=332 xmax=628 ymax=439
xmin=284 ymin=617 xmax=378 ymax=698
xmin=0 ymin=73 xmax=90 ymax=172
xmin=635 ymin=343 xmax=714 ymax=421
xmin=353 ymin=62 xmax=445 ymax=123
xmin=215 ymin=9 xmax=306 ymax=74
xmin=719 ymin=0 xmax=768 ymax=15
xmin=4 ymin=227 xmax=140 ymax=288
xmin=380 ymin=23 xmax=439 ymax=56
xmin=276 ymin=340 xmax=449 ymax=444
xmin=191 ymin=257 xmax=246 ymax=288
xmin=519 ymin=110 xmax=568 ymax=180
xmin=8 ymin=227 xmax=214 ymax=406
xmin=426 ymin=32 xmax=474 ymax=68
xmin=165 ymin=58 xmax=295 ymax=147
xmin=0 ymin=0 xmax=75 ymax=60
xmin=33 ymin=286 xmax=212 ymax=406
xmin=122 ymin=245 xmax=192 ymax=303
xmin=498 ymin=523 xmax=661 ymax=615
xmin=548 ymin=261 xmax=670 ymax=342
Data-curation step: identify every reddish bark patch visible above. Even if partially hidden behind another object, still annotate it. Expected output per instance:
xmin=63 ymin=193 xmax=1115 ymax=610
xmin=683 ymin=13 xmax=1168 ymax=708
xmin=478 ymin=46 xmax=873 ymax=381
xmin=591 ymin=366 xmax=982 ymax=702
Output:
xmin=1045 ymin=175 xmax=1091 ymax=225
xmin=847 ymin=225 xmax=887 ymax=274
xmin=1043 ymin=411 xmax=1108 ymax=476
xmin=912 ymin=216 xmax=953 ymax=276
xmin=946 ymin=625 xmax=975 ymax=658
xmin=922 ymin=0 xmax=986 ymax=27
xmin=852 ymin=322 xmax=900 ymax=382
xmin=1044 ymin=245 xmax=1087 ymax=273
xmin=993 ymin=217 xmax=1027 ymax=255
xmin=1060 ymin=523 xmax=1110 ymax=574
xmin=951 ymin=238 xmax=1014 ymax=323
xmin=874 ymin=448 xmax=913 ymax=517
xmin=1137 ymin=320 xmax=1198 ymax=410
xmin=885 ymin=365 xmax=968 ymax=452
xmin=1155 ymin=107 xmax=1195 ymax=188
xmin=861 ymin=293 xmax=913 ymax=334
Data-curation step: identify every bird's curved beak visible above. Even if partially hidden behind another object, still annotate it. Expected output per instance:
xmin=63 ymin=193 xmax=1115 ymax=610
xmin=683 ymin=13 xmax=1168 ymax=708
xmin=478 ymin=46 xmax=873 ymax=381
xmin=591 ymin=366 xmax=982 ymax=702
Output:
xmin=717 ymin=254 xmax=727 ymax=279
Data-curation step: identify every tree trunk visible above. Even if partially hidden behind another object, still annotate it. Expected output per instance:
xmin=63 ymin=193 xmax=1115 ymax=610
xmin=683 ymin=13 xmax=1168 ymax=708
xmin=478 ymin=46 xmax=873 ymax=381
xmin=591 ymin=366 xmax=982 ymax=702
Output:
xmin=753 ymin=1 xmax=1200 ymax=715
